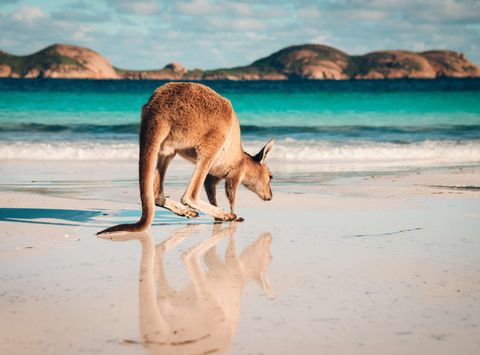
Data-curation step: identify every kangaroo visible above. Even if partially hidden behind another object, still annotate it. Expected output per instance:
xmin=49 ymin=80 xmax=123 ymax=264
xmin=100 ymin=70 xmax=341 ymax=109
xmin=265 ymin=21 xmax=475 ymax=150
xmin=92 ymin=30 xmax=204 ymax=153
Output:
xmin=100 ymin=224 xmax=273 ymax=354
xmin=98 ymin=82 xmax=274 ymax=235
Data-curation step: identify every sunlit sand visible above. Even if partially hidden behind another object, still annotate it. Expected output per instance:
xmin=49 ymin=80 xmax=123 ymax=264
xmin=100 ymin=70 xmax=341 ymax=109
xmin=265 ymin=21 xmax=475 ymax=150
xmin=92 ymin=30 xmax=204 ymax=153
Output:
xmin=1 ymin=161 xmax=479 ymax=354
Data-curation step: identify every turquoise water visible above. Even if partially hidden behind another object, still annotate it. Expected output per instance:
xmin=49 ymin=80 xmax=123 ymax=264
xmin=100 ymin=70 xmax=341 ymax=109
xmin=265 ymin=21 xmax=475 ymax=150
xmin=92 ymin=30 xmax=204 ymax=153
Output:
xmin=0 ymin=79 xmax=479 ymax=169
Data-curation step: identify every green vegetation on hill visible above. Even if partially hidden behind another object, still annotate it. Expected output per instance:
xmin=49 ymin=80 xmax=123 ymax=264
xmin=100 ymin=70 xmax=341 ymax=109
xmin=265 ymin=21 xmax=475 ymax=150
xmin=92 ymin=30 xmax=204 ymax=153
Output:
xmin=0 ymin=45 xmax=83 ymax=76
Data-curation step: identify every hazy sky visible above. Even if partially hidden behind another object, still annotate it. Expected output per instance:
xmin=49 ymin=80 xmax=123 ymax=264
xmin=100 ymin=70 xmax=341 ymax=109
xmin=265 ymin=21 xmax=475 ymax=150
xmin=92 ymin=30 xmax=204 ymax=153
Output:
xmin=1 ymin=0 xmax=479 ymax=70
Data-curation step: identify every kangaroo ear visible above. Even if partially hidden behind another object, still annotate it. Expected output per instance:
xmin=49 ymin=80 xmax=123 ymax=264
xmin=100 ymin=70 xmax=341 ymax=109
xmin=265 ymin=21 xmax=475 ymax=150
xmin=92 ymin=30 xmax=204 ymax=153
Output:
xmin=254 ymin=139 xmax=275 ymax=164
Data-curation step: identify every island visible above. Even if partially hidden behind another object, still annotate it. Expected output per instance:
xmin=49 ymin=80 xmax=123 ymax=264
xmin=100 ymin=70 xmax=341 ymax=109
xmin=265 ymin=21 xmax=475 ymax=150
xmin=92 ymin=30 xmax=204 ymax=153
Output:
xmin=1 ymin=43 xmax=479 ymax=80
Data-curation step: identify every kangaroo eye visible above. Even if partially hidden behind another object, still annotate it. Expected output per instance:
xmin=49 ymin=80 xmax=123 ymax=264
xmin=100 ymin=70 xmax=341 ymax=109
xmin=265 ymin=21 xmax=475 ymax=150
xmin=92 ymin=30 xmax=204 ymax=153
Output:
xmin=269 ymin=175 xmax=273 ymax=180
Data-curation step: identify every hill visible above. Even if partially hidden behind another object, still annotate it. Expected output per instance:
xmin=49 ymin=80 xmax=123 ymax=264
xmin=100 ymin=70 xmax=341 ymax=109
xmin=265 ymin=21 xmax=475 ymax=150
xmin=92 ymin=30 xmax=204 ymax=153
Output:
xmin=0 ymin=44 xmax=119 ymax=79
xmin=0 ymin=43 xmax=478 ymax=80
xmin=204 ymin=44 xmax=480 ymax=80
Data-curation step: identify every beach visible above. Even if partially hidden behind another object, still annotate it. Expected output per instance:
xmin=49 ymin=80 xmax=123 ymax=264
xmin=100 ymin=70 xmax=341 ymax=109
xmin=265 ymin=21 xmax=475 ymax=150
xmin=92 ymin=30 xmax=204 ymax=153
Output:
xmin=2 ymin=0 xmax=480 ymax=351
xmin=1 ymin=159 xmax=479 ymax=354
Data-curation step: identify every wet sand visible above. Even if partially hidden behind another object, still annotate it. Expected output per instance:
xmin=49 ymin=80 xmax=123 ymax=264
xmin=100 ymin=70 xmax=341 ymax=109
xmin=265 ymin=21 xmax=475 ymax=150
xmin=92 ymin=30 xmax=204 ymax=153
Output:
xmin=1 ymin=161 xmax=479 ymax=354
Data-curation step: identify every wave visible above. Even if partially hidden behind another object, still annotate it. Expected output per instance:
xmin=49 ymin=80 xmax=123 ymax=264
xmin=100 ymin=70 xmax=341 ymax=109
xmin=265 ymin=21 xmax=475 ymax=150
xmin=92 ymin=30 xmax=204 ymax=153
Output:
xmin=1 ymin=139 xmax=480 ymax=169
xmin=1 ymin=123 xmax=480 ymax=141
xmin=242 ymin=124 xmax=480 ymax=140
xmin=0 ymin=122 xmax=139 ymax=134
xmin=266 ymin=139 xmax=480 ymax=165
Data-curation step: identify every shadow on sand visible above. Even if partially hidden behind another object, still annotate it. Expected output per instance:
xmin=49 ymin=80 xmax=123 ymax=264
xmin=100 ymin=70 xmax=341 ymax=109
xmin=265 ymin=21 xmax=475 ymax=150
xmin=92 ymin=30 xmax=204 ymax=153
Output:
xmin=0 ymin=208 xmax=209 ymax=228
xmin=0 ymin=207 xmax=103 ymax=226
xmin=100 ymin=223 xmax=273 ymax=354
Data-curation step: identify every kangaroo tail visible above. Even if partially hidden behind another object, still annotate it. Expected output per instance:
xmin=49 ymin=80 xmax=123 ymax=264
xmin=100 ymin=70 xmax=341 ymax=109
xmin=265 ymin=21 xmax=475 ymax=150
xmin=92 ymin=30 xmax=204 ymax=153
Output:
xmin=97 ymin=113 xmax=167 ymax=236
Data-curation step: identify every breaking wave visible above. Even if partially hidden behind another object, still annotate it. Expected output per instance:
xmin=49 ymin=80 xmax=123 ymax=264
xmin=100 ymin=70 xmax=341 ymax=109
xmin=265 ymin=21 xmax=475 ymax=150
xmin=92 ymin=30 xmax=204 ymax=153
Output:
xmin=1 ymin=139 xmax=479 ymax=169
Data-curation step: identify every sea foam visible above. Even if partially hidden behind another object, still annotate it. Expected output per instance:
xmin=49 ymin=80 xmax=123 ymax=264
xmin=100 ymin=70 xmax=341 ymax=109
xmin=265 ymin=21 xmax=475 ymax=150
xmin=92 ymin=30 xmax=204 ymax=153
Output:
xmin=1 ymin=139 xmax=479 ymax=169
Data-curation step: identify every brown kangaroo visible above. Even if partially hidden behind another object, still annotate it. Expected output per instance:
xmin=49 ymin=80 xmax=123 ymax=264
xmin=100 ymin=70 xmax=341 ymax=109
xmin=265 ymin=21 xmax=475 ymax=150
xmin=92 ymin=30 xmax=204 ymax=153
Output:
xmin=100 ymin=223 xmax=273 ymax=354
xmin=98 ymin=82 xmax=274 ymax=235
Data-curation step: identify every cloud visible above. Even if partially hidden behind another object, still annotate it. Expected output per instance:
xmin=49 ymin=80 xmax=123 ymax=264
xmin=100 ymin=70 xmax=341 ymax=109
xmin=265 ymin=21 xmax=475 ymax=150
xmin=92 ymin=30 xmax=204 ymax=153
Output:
xmin=295 ymin=0 xmax=480 ymax=55
xmin=175 ymin=0 xmax=260 ymax=19
xmin=11 ymin=6 xmax=47 ymax=24
xmin=0 ymin=5 xmax=100 ymax=55
xmin=317 ymin=0 xmax=480 ymax=24
xmin=176 ymin=0 xmax=220 ymax=16
xmin=51 ymin=9 xmax=110 ymax=23
xmin=0 ymin=0 xmax=479 ymax=69
xmin=105 ymin=0 xmax=160 ymax=15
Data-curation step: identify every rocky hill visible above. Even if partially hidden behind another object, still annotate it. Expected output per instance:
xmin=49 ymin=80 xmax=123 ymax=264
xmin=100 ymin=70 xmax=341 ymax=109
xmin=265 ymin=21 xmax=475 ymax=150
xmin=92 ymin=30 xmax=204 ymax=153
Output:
xmin=0 ymin=44 xmax=184 ymax=80
xmin=203 ymin=44 xmax=351 ymax=80
xmin=0 ymin=43 xmax=479 ymax=80
xmin=0 ymin=44 xmax=119 ymax=79
xmin=205 ymin=44 xmax=480 ymax=80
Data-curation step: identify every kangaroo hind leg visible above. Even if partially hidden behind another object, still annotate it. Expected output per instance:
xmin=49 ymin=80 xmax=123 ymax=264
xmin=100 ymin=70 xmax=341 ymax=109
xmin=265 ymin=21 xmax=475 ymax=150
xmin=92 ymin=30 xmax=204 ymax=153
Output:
xmin=181 ymin=141 xmax=236 ymax=222
xmin=154 ymin=153 xmax=199 ymax=218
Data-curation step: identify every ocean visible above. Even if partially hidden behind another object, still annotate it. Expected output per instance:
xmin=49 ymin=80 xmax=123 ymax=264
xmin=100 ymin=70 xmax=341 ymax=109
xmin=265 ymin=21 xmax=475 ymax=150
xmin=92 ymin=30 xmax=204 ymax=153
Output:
xmin=1 ymin=78 xmax=479 ymax=174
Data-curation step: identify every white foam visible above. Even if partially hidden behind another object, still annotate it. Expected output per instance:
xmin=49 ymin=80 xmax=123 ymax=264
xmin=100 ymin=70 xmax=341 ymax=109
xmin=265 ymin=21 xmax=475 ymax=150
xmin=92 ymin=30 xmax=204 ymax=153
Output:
xmin=1 ymin=139 xmax=480 ymax=169
xmin=245 ymin=139 xmax=480 ymax=164
xmin=0 ymin=141 xmax=138 ymax=161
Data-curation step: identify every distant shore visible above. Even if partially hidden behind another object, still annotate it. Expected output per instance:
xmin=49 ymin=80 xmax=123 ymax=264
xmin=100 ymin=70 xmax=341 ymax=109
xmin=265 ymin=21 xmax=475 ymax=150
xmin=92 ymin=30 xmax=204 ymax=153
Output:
xmin=1 ymin=43 xmax=479 ymax=80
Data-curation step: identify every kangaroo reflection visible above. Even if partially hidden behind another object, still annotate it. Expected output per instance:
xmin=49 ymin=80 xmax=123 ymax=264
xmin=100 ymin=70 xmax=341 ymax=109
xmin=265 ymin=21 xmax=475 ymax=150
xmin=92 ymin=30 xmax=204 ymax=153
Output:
xmin=105 ymin=223 xmax=273 ymax=354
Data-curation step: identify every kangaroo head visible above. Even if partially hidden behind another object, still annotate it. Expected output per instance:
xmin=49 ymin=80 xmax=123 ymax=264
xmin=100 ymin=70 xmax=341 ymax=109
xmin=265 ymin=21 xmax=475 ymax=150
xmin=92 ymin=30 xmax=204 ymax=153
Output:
xmin=242 ymin=139 xmax=275 ymax=201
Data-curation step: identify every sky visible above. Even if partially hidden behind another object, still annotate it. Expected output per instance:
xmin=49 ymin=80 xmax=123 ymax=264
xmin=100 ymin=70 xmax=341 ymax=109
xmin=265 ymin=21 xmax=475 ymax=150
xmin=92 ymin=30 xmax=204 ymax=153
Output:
xmin=0 ymin=0 xmax=479 ymax=70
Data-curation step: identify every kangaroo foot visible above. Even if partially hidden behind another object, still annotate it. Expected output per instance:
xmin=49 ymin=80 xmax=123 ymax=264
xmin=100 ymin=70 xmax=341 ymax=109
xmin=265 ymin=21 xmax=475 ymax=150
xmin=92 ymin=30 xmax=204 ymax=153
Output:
xmin=181 ymin=198 xmax=235 ymax=221
xmin=214 ymin=214 xmax=241 ymax=222
xmin=157 ymin=197 xmax=199 ymax=218
xmin=214 ymin=215 xmax=237 ymax=222
xmin=178 ymin=209 xmax=199 ymax=218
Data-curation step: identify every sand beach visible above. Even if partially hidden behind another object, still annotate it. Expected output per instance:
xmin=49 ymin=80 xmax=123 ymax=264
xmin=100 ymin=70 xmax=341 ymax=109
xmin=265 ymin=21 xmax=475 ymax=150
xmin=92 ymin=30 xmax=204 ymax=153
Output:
xmin=1 ymin=160 xmax=479 ymax=354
